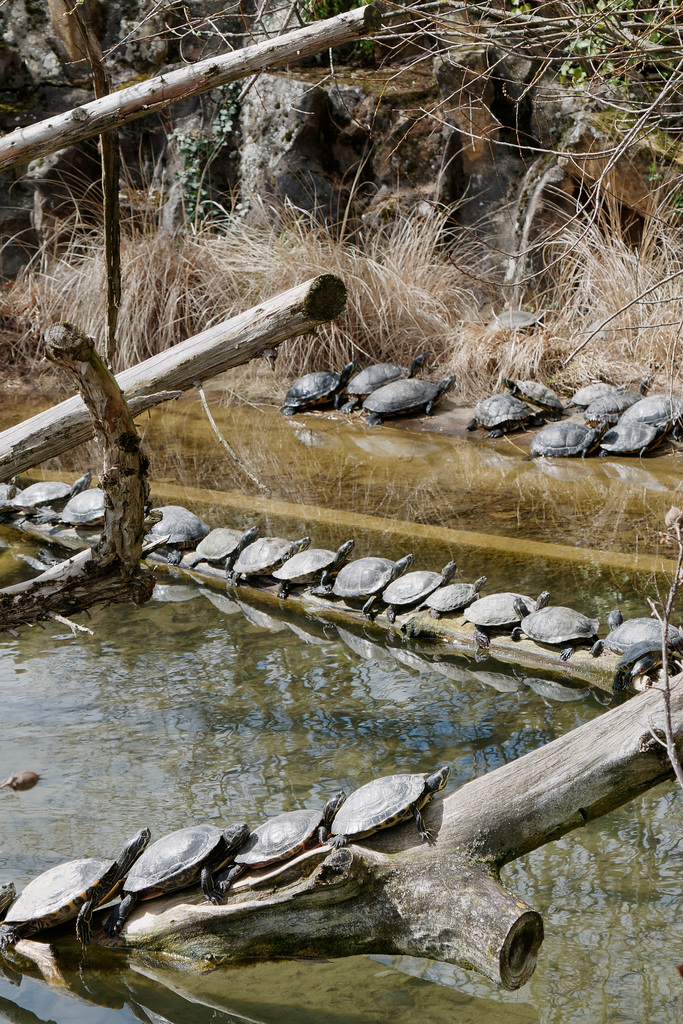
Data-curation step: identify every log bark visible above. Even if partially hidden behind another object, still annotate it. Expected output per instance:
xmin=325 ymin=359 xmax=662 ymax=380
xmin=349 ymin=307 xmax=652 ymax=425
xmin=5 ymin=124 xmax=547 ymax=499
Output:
xmin=0 ymin=7 xmax=381 ymax=173
xmin=102 ymin=677 xmax=683 ymax=989
xmin=0 ymin=324 xmax=153 ymax=629
xmin=0 ymin=274 xmax=346 ymax=481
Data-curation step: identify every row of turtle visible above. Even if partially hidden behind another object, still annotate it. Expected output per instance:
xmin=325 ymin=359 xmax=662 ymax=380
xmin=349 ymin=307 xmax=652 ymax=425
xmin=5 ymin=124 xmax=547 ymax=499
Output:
xmin=470 ymin=378 xmax=683 ymax=457
xmin=0 ymin=764 xmax=450 ymax=951
xmin=282 ymin=353 xmax=456 ymax=424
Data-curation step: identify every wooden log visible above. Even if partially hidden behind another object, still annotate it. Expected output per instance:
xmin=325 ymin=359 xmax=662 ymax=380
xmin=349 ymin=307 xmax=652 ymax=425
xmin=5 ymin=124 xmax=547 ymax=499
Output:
xmin=99 ymin=678 xmax=683 ymax=988
xmin=0 ymin=274 xmax=346 ymax=482
xmin=0 ymin=6 xmax=381 ymax=173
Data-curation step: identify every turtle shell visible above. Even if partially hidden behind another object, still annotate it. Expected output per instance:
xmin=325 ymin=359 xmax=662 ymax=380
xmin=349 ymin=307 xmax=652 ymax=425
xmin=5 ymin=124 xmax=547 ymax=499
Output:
xmin=283 ymin=362 xmax=356 ymax=411
xmin=345 ymin=352 xmax=429 ymax=397
xmin=232 ymin=536 xmax=311 ymax=576
xmin=234 ymin=809 xmax=327 ymax=867
xmin=382 ymin=568 xmax=449 ymax=607
xmin=471 ymin=394 xmax=536 ymax=430
xmin=505 ymin=380 xmax=563 ymax=415
xmin=329 ymin=773 xmax=429 ymax=840
xmin=60 ymin=488 xmax=105 ymax=525
xmin=272 ymin=548 xmax=339 ymax=583
xmin=583 ymin=391 xmax=641 ymax=424
xmin=530 ymin=421 xmax=603 ymax=457
xmin=362 ymin=379 xmax=438 ymax=415
xmin=194 ymin=527 xmax=255 ymax=563
xmin=599 ymin=422 xmax=663 ymax=455
xmin=518 ymin=605 xmax=599 ymax=644
xmin=601 ymin=617 xmax=683 ymax=654
xmin=333 ymin=557 xmax=403 ymax=599
xmin=425 ymin=577 xmax=486 ymax=615
xmin=11 ymin=481 xmax=72 ymax=509
xmin=3 ymin=857 xmax=117 ymax=930
xmin=146 ymin=506 xmax=210 ymax=548
xmin=464 ymin=592 xmax=535 ymax=627
xmin=570 ymin=382 xmax=617 ymax=408
xmin=123 ymin=824 xmax=228 ymax=896
xmin=619 ymin=394 xmax=683 ymax=429
xmin=488 ymin=310 xmax=541 ymax=330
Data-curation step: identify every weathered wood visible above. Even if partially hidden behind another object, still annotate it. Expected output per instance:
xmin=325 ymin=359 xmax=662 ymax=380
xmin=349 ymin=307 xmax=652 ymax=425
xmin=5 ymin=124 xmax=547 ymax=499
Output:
xmin=100 ymin=678 xmax=683 ymax=988
xmin=0 ymin=6 xmax=381 ymax=173
xmin=0 ymin=274 xmax=347 ymax=481
xmin=0 ymin=324 xmax=153 ymax=629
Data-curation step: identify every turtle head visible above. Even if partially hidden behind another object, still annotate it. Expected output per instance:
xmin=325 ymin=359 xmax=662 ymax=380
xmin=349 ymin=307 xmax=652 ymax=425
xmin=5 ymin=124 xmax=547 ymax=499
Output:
xmin=290 ymin=536 xmax=312 ymax=557
xmin=389 ymin=554 xmax=414 ymax=585
xmin=535 ymin=590 xmax=551 ymax=610
xmin=513 ymin=596 xmax=530 ymax=619
xmin=607 ymin=608 xmax=623 ymax=631
xmin=426 ymin=764 xmax=451 ymax=794
xmin=321 ymin=791 xmax=347 ymax=830
xmin=409 ymin=351 xmax=431 ymax=376
xmin=334 ymin=539 xmax=355 ymax=567
xmin=70 ymin=471 xmax=92 ymax=497
xmin=238 ymin=526 xmax=259 ymax=550
xmin=224 ymin=822 xmax=251 ymax=854
xmin=437 ymin=375 xmax=456 ymax=398
xmin=440 ymin=560 xmax=458 ymax=585
xmin=639 ymin=375 xmax=653 ymax=396
xmin=337 ymin=361 xmax=358 ymax=390
xmin=473 ymin=576 xmax=487 ymax=593
xmin=502 ymin=378 xmax=516 ymax=392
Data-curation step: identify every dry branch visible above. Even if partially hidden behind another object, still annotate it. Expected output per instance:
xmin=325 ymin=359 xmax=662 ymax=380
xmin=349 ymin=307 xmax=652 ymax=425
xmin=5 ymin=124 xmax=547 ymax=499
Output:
xmin=0 ymin=274 xmax=347 ymax=481
xmin=105 ymin=678 xmax=683 ymax=990
xmin=0 ymin=7 xmax=381 ymax=173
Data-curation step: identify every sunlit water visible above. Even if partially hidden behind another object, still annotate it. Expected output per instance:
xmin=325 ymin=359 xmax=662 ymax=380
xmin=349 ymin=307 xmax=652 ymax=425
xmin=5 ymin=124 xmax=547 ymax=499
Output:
xmin=0 ymin=392 xmax=682 ymax=1023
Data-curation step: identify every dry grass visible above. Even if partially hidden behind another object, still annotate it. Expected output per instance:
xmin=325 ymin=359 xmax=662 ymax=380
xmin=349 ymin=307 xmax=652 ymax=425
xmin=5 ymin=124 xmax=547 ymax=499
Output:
xmin=4 ymin=195 xmax=683 ymax=401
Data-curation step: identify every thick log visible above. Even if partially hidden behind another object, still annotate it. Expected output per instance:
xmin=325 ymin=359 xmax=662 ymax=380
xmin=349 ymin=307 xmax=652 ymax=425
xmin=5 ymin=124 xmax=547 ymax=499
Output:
xmin=0 ymin=324 xmax=153 ymax=629
xmin=0 ymin=7 xmax=381 ymax=173
xmin=100 ymin=678 xmax=683 ymax=989
xmin=0 ymin=274 xmax=346 ymax=481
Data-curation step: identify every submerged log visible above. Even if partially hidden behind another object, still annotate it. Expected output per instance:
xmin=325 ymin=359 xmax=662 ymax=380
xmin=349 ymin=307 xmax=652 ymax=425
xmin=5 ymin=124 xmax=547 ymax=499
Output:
xmin=0 ymin=275 xmax=346 ymax=482
xmin=0 ymin=324 xmax=153 ymax=629
xmin=101 ymin=678 xmax=683 ymax=988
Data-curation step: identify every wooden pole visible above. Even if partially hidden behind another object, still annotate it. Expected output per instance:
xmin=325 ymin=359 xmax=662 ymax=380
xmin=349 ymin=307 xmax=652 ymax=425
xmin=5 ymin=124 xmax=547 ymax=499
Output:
xmin=0 ymin=6 xmax=381 ymax=174
xmin=0 ymin=274 xmax=347 ymax=481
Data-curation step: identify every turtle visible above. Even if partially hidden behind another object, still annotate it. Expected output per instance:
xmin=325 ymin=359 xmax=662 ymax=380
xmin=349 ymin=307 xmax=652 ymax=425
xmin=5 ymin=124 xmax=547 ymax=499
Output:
xmin=467 ymin=393 xmax=542 ymax=437
xmin=464 ymin=590 xmax=550 ymax=648
xmin=0 ymin=482 xmax=17 ymax=506
xmin=487 ymin=310 xmax=543 ymax=330
xmin=502 ymin=379 xmax=564 ymax=420
xmin=362 ymin=376 xmax=456 ymax=426
xmin=332 ymin=553 xmax=415 ymax=619
xmin=186 ymin=525 xmax=259 ymax=572
xmin=529 ymin=420 xmax=607 ymax=458
xmin=598 ymin=421 xmax=667 ymax=457
xmin=340 ymin=352 xmax=430 ymax=413
xmin=103 ymin=821 xmax=251 ymax=937
xmin=591 ymin=612 xmax=683 ymax=657
xmin=328 ymin=764 xmax=451 ymax=847
xmin=145 ymin=505 xmax=211 ymax=565
xmin=54 ymin=487 xmax=106 ymax=526
xmin=568 ymin=382 xmax=619 ymax=409
xmin=0 ymin=827 xmax=150 ymax=951
xmin=380 ymin=559 xmax=458 ymax=623
xmin=230 ymin=535 xmax=312 ymax=583
xmin=421 ymin=575 xmax=488 ymax=619
xmin=511 ymin=601 xmax=600 ymax=660
xmin=211 ymin=791 xmax=348 ymax=894
xmin=0 ymin=883 xmax=16 ymax=921
xmin=582 ymin=378 xmax=651 ymax=426
xmin=282 ymin=361 xmax=358 ymax=416
xmin=272 ymin=539 xmax=355 ymax=598
xmin=618 ymin=393 xmax=683 ymax=440
xmin=9 ymin=471 xmax=92 ymax=514
xmin=612 ymin=640 xmax=683 ymax=691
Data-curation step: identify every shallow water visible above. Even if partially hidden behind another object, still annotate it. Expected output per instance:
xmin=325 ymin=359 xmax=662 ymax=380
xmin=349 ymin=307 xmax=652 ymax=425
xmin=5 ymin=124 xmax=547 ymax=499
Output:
xmin=0 ymin=393 xmax=682 ymax=1023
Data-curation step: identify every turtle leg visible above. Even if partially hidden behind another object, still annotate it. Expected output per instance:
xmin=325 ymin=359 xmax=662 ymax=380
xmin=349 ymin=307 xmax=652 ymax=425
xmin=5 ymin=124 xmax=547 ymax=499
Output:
xmin=366 ymin=413 xmax=383 ymax=426
xmin=166 ymin=547 xmax=182 ymax=566
xmin=282 ymin=406 xmax=296 ymax=417
xmin=329 ymin=834 xmax=349 ymax=848
xmin=424 ymin=401 xmax=434 ymax=416
xmin=277 ymin=581 xmax=290 ymax=600
xmin=487 ymin=429 xmax=504 ymax=438
xmin=410 ymin=802 xmax=434 ymax=842
xmin=318 ymin=569 xmax=334 ymax=592
xmin=511 ymin=627 xmax=523 ymax=641
xmin=213 ymin=863 xmax=247 ymax=895
xmin=200 ymin=866 xmax=224 ymax=905
xmin=386 ymin=605 xmax=397 ymax=623
xmin=473 ymin=627 xmax=490 ymax=648
xmin=560 ymin=644 xmax=575 ymax=661
xmin=362 ymin=595 xmax=378 ymax=619
xmin=103 ymin=893 xmax=138 ymax=938
xmin=340 ymin=397 xmax=358 ymax=414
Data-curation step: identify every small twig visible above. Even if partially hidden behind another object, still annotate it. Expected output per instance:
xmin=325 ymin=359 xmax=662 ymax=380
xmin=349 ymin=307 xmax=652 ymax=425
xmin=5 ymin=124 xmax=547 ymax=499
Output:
xmin=50 ymin=613 xmax=94 ymax=636
xmin=195 ymin=383 xmax=267 ymax=492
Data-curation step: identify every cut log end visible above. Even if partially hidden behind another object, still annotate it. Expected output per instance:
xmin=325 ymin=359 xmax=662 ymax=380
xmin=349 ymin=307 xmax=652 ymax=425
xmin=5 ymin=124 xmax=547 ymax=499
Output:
xmin=499 ymin=910 xmax=544 ymax=990
xmin=302 ymin=274 xmax=347 ymax=322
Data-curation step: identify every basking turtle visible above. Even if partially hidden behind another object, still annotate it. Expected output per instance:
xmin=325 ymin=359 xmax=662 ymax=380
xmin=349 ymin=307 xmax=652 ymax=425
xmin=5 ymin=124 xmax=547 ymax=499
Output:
xmin=511 ymin=602 xmax=600 ymax=660
xmin=328 ymin=764 xmax=451 ymax=846
xmin=598 ymin=421 xmax=667 ymax=457
xmin=0 ymin=482 xmax=17 ymax=508
xmin=583 ymin=378 xmax=651 ymax=426
xmin=568 ymin=382 xmax=618 ymax=409
xmin=618 ymin=393 xmax=683 ymax=440
xmin=0 ymin=883 xmax=16 ymax=921
xmin=104 ymin=822 xmax=251 ymax=937
xmin=282 ymin=361 xmax=358 ymax=416
xmin=421 ymin=575 xmax=487 ymax=618
xmin=464 ymin=590 xmax=550 ymax=648
xmin=612 ymin=640 xmax=683 ymax=691
xmin=0 ymin=827 xmax=150 ymax=950
xmin=529 ymin=421 xmax=607 ymax=458
xmin=380 ymin=560 xmax=458 ymax=623
xmin=467 ymin=393 xmax=542 ymax=437
xmin=362 ymin=376 xmax=456 ymax=426
xmin=145 ymin=505 xmax=211 ymax=565
xmin=230 ymin=535 xmax=312 ymax=583
xmin=332 ymin=553 xmax=414 ymax=618
xmin=272 ymin=539 xmax=355 ymax=598
xmin=212 ymin=792 xmax=347 ymax=894
xmin=502 ymin=379 xmax=563 ymax=420
xmin=186 ymin=526 xmax=259 ymax=572
xmin=591 ymin=612 xmax=683 ymax=657
xmin=10 ymin=472 xmax=92 ymax=514
xmin=340 ymin=352 xmax=430 ymax=413
xmin=488 ymin=310 xmax=542 ymax=330
xmin=57 ymin=487 xmax=106 ymax=526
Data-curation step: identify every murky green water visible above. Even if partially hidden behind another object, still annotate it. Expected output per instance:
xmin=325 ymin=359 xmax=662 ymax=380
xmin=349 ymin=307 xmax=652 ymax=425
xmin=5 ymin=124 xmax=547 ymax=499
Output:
xmin=1 ymin=393 xmax=682 ymax=1023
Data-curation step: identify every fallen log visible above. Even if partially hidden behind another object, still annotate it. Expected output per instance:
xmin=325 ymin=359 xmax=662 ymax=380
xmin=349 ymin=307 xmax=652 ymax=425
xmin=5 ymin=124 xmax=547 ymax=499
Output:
xmin=98 ymin=677 xmax=683 ymax=990
xmin=0 ymin=275 xmax=346 ymax=482
xmin=0 ymin=6 xmax=381 ymax=173
xmin=0 ymin=323 xmax=153 ymax=629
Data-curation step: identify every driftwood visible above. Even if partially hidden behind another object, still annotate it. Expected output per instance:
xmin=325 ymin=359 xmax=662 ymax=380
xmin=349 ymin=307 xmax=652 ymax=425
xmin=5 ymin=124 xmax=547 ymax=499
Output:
xmin=0 ymin=274 xmax=346 ymax=481
xmin=100 ymin=678 xmax=683 ymax=990
xmin=0 ymin=6 xmax=381 ymax=173
xmin=0 ymin=324 xmax=153 ymax=629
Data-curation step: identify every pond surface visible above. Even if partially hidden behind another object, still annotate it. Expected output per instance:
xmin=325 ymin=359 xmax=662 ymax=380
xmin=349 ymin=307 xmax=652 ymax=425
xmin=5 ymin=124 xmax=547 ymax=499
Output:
xmin=0 ymin=392 xmax=682 ymax=1023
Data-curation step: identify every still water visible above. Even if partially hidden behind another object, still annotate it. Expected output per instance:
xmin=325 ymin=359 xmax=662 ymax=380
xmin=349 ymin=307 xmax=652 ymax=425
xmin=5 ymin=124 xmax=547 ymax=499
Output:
xmin=0 ymin=392 xmax=682 ymax=1023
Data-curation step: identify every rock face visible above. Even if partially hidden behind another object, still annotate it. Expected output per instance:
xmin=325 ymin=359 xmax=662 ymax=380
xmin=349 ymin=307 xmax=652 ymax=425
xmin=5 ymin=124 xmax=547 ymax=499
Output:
xmin=0 ymin=0 xmax=665 ymax=279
